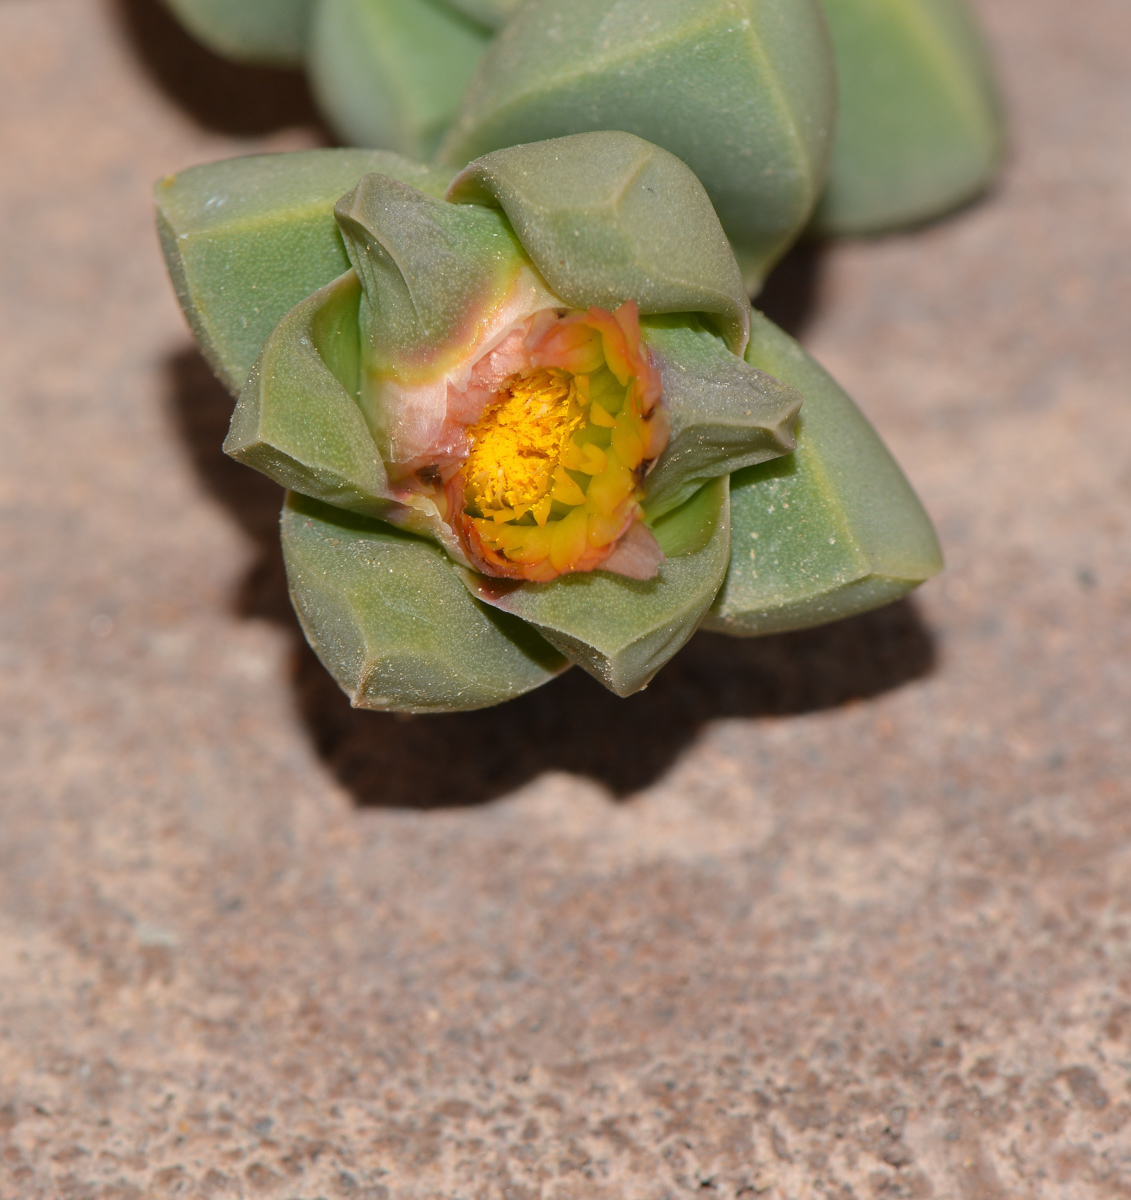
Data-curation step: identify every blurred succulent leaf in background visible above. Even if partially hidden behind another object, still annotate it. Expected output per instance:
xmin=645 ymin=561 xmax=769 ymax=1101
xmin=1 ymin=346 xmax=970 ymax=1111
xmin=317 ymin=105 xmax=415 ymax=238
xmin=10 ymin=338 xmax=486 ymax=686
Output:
xmin=441 ymin=0 xmax=524 ymax=28
xmin=162 ymin=0 xmax=315 ymax=63
xmin=156 ymin=133 xmax=942 ymax=712
xmin=814 ymin=0 xmax=1004 ymax=234
xmin=158 ymin=0 xmax=1003 ymax=264
xmin=307 ymin=0 xmax=491 ymax=158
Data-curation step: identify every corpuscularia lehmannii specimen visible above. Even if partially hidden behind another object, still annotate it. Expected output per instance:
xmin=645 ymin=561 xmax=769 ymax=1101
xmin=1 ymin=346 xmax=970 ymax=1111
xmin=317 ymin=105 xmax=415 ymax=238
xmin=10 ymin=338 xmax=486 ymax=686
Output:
xmin=156 ymin=132 xmax=943 ymax=712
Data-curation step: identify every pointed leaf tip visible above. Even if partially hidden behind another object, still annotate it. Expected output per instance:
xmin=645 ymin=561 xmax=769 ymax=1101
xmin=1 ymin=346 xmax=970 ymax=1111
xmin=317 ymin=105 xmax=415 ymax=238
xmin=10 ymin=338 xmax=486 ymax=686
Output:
xmin=641 ymin=317 xmax=802 ymax=519
xmin=154 ymin=148 xmax=457 ymax=394
xmin=446 ymin=132 xmax=751 ymax=356
xmin=439 ymin=0 xmax=836 ymax=288
xmin=706 ymin=310 xmax=944 ymax=636
xmin=282 ymin=493 xmax=568 ymax=712
xmin=464 ymin=476 xmax=731 ymax=696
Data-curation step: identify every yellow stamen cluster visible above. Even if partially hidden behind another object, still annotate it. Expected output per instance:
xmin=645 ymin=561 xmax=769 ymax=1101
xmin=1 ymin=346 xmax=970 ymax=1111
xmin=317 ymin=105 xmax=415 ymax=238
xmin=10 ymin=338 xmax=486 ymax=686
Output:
xmin=462 ymin=368 xmax=584 ymax=526
xmin=448 ymin=303 xmax=667 ymax=582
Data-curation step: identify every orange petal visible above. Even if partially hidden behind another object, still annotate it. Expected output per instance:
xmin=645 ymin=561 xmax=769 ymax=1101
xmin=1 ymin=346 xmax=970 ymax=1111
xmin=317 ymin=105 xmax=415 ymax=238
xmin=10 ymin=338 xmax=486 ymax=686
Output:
xmin=585 ymin=454 xmax=635 ymax=518
xmin=559 ymin=439 xmax=588 ymax=472
xmin=506 ymin=526 xmax=553 ymax=565
xmin=588 ymin=502 xmax=638 ymax=548
xmin=550 ymin=507 xmax=589 ymax=571
xmin=588 ymin=401 xmax=617 ymax=428
xmin=611 ymin=421 xmax=644 ymax=470
xmin=532 ymin=495 xmax=553 ymax=526
xmin=579 ymin=443 xmax=608 ymax=475
xmin=531 ymin=321 xmax=604 ymax=375
xmin=642 ymin=408 xmax=670 ymax=460
xmin=550 ymin=466 xmax=586 ymax=506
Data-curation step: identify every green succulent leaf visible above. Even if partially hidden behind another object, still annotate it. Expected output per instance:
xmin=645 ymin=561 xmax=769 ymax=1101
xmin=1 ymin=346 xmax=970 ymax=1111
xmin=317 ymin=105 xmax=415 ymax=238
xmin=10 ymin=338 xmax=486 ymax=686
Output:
xmin=442 ymin=0 xmax=525 ymax=29
xmin=224 ymin=269 xmax=399 ymax=517
xmin=814 ymin=0 xmax=1003 ymax=234
xmin=155 ymin=149 xmax=456 ymax=394
xmin=641 ymin=316 xmax=802 ymax=519
xmin=463 ymin=476 xmax=730 ymax=697
xmin=446 ymin=133 xmax=751 ymax=354
xmin=705 ymin=310 xmax=943 ymax=635
xmin=335 ymin=173 xmax=535 ymax=385
xmin=439 ymin=0 xmax=836 ymax=290
xmin=161 ymin=0 xmax=314 ymax=64
xmin=307 ymin=0 xmax=491 ymax=158
xmin=282 ymin=492 xmax=569 ymax=712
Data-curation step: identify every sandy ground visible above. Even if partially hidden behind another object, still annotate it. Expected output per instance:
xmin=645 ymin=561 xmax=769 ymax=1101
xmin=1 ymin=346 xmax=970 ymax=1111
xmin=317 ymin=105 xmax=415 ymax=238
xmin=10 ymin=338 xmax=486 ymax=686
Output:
xmin=2 ymin=0 xmax=1130 ymax=1196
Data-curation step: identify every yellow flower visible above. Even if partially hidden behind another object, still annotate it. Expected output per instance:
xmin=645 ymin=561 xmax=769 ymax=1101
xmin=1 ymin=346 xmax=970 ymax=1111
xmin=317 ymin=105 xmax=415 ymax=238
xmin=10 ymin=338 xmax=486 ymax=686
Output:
xmin=399 ymin=301 xmax=671 ymax=582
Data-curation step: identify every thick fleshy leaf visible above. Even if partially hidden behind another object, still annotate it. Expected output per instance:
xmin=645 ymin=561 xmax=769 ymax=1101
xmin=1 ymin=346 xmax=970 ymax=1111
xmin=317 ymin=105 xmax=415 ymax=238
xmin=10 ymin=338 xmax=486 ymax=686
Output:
xmin=464 ymin=476 xmax=730 ymax=696
xmin=155 ymin=149 xmax=456 ymax=394
xmin=443 ymin=0 xmax=524 ymax=29
xmin=334 ymin=173 xmax=561 ymax=470
xmin=307 ymin=0 xmax=490 ymax=157
xmin=814 ymin=0 xmax=1003 ymax=234
xmin=161 ymin=0 xmax=313 ymax=64
xmin=335 ymin=173 xmax=536 ymax=382
xmin=640 ymin=316 xmax=802 ymax=519
xmin=446 ymin=133 xmax=751 ymax=354
xmin=439 ymin=0 xmax=836 ymax=290
xmin=282 ymin=492 xmax=568 ymax=712
xmin=705 ymin=310 xmax=943 ymax=635
xmin=224 ymin=270 xmax=397 ymax=516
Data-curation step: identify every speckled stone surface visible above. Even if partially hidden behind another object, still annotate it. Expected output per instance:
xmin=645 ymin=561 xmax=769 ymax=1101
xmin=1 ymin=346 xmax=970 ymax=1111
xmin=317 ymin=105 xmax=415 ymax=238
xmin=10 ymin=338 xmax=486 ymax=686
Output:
xmin=2 ymin=1 xmax=1130 ymax=1196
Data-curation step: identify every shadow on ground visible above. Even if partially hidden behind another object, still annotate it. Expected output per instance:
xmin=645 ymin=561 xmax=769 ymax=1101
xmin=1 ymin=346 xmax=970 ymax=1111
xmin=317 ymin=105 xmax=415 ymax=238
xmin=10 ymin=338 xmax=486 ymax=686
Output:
xmin=168 ymin=346 xmax=936 ymax=807
xmin=114 ymin=0 xmax=331 ymax=139
xmin=755 ymin=240 xmax=825 ymax=341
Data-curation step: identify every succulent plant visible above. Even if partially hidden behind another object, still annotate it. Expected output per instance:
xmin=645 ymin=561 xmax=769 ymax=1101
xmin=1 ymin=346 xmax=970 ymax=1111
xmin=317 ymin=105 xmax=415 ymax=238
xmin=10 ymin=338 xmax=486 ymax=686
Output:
xmin=159 ymin=0 xmax=1003 ymax=276
xmin=434 ymin=0 xmax=836 ymax=290
xmin=156 ymin=132 xmax=942 ymax=712
xmin=813 ymin=0 xmax=1004 ymax=234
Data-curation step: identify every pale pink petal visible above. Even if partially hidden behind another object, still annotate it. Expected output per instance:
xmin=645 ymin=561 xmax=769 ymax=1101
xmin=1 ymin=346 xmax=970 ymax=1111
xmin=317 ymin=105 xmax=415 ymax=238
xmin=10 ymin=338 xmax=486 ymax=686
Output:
xmin=600 ymin=521 xmax=664 ymax=580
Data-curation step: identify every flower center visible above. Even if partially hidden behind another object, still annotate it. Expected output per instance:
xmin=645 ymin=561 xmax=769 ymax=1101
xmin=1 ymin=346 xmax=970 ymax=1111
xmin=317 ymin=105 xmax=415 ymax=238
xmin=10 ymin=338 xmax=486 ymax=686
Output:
xmin=462 ymin=368 xmax=584 ymax=523
xmin=446 ymin=303 xmax=669 ymax=583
